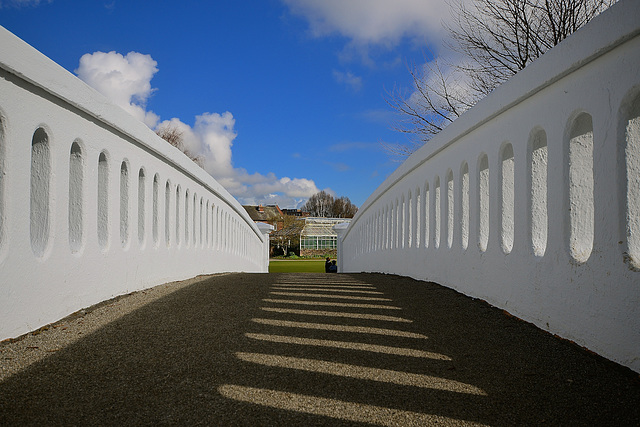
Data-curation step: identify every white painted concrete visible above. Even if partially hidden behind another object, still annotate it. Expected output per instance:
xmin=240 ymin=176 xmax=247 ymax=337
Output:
xmin=0 ymin=26 xmax=270 ymax=341
xmin=338 ymin=0 xmax=640 ymax=373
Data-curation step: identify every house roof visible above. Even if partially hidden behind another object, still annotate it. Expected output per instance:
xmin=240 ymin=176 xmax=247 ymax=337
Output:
xmin=242 ymin=205 xmax=284 ymax=223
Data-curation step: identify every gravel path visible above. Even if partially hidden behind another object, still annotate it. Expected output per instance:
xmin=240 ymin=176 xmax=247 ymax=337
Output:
xmin=1 ymin=273 xmax=638 ymax=426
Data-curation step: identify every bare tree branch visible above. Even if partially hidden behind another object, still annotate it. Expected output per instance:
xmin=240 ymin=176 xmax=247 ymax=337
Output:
xmin=385 ymin=0 xmax=616 ymax=161
xmin=156 ymin=124 xmax=204 ymax=167
xmin=302 ymin=191 xmax=358 ymax=218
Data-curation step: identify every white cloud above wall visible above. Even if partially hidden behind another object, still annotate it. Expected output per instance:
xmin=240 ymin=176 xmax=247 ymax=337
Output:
xmin=281 ymin=0 xmax=477 ymax=139
xmin=76 ymin=51 xmax=160 ymax=128
xmin=282 ymin=0 xmax=449 ymax=47
xmin=76 ymin=50 xmax=320 ymax=208
xmin=281 ymin=0 xmax=460 ymax=102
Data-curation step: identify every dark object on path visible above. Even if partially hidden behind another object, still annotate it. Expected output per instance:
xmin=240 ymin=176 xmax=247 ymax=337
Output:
xmin=328 ymin=260 xmax=337 ymax=273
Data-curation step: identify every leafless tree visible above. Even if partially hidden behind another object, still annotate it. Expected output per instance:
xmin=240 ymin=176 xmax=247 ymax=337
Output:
xmin=272 ymin=214 xmax=305 ymax=254
xmin=448 ymin=0 xmax=615 ymax=95
xmin=302 ymin=191 xmax=358 ymax=218
xmin=386 ymin=0 xmax=616 ymax=160
xmin=156 ymin=124 xmax=204 ymax=167
xmin=302 ymin=191 xmax=334 ymax=218
xmin=386 ymin=51 xmax=478 ymax=159
xmin=332 ymin=196 xmax=359 ymax=218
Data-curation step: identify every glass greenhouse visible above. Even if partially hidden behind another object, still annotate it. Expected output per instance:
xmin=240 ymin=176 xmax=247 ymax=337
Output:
xmin=299 ymin=218 xmax=351 ymax=253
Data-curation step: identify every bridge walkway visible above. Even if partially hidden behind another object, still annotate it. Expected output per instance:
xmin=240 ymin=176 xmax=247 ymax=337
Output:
xmin=1 ymin=273 xmax=639 ymax=426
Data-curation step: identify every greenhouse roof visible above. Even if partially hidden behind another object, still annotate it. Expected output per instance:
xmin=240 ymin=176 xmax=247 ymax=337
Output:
xmin=300 ymin=218 xmax=351 ymax=237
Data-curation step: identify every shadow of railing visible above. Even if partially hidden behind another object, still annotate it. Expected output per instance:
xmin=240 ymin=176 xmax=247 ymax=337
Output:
xmin=1 ymin=273 xmax=639 ymax=425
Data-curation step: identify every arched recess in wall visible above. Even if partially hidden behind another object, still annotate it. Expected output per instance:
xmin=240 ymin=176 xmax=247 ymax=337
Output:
xmin=212 ymin=203 xmax=216 ymax=250
xmin=394 ymin=198 xmax=400 ymax=249
xmin=193 ymin=192 xmax=197 ymax=247
xmin=400 ymin=194 xmax=406 ymax=248
xmin=621 ymin=91 xmax=640 ymax=270
xmin=200 ymin=197 xmax=204 ymax=247
xmin=460 ymin=162 xmax=469 ymax=250
xmin=0 ymin=111 xmax=5 ymax=253
xmin=387 ymin=203 xmax=393 ymax=250
xmin=31 ymin=127 xmax=51 ymax=257
xmin=138 ymin=168 xmax=145 ymax=247
xmin=185 ymin=189 xmax=190 ymax=246
xmin=214 ymin=203 xmax=218 ymax=250
xmin=383 ymin=205 xmax=388 ymax=250
xmin=206 ymin=200 xmax=210 ymax=248
xmin=175 ymin=185 xmax=181 ymax=247
xmin=406 ymin=191 xmax=412 ymax=248
xmin=434 ymin=175 xmax=441 ymax=249
xmin=227 ymin=210 xmax=232 ymax=252
xmin=415 ymin=186 xmax=421 ymax=248
xmin=222 ymin=211 xmax=227 ymax=249
xmin=165 ymin=180 xmax=171 ymax=247
xmin=152 ymin=174 xmax=159 ymax=247
xmin=376 ymin=211 xmax=380 ymax=251
xmin=232 ymin=218 xmax=236 ymax=254
xmin=446 ymin=169 xmax=454 ymax=249
xmin=500 ymin=143 xmax=515 ymax=254
xmin=69 ymin=140 xmax=84 ymax=254
xmin=210 ymin=202 xmax=215 ymax=249
xmin=528 ymin=128 xmax=548 ymax=257
xmin=380 ymin=208 xmax=384 ymax=251
xmin=97 ymin=151 xmax=109 ymax=251
xmin=120 ymin=160 xmax=130 ymax=248
xmin=423 ymin=182 xmax=430 ymax=248
xmin=222 ymin=208 xmax=226 ymax=252
xmin=388 ymin=201 xmax=393 ymax=250
xmin=477 ymin=153 xmax=489 ymax=252
xmin=566 ymin=112 xmax=594 ymax=263
xmin=215 ymin=205 xmax=220 ymax=250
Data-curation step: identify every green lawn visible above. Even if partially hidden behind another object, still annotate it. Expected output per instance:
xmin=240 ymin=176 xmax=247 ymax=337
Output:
xmin=268 ymin=259 xmax=327 ymax=273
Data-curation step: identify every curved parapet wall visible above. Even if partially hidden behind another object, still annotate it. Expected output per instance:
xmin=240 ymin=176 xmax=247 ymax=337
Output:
xmin=339 ymin=0 xmax=640 ymax=373
xmin=0 ymin=26 xmax=270 ymax=340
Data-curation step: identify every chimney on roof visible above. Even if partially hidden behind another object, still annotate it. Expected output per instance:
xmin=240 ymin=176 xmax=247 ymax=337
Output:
xmin=258 ymin=204 xmax=264 ymax=213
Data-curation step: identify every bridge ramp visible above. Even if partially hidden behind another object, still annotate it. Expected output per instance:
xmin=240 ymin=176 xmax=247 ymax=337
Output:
xmin=1 ymin=273 xmax=638 ymax=425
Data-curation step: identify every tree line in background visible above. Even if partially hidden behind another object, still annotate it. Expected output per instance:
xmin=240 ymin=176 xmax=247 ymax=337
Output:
xmin=386 ymin=0 xmax=616 ymax=159
xmin=301 ymin=190 xmax=358 ymax=218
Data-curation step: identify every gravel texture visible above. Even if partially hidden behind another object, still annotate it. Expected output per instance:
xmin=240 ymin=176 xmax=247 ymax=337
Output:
xmin=1 ymin=272 xmax=639 ymax=426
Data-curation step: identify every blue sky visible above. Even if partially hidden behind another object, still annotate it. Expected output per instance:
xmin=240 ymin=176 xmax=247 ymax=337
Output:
xmin=0 ymin=0 xmax=448 ymax=208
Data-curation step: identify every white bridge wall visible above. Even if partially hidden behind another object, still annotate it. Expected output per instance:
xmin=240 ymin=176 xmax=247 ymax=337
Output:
xmin=338 ymin=0 xmax=640 ymax=373
xmin=0 ymin=26 xmax=270 ymax=340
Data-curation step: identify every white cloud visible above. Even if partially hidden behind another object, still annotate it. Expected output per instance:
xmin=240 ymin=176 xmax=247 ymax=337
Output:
xmin=332 ymin=70 xmax=362 ymax=91
xmin=156 ymin=115 xmax=321 ymax=207
xmin=76 ymin=51 xmax=160 ymax=128
xmin=77 ymin=50 xmax=320 ymax=208
xmin=282 ymin=0 xmax=449 ymax=47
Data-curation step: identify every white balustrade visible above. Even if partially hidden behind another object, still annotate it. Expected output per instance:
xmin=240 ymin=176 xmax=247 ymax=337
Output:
xmin=338 ymin=0 xmax=640 ymax=373
xmin=0 ymin=26 xmax=270 ymax=340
